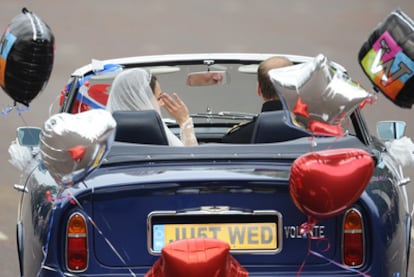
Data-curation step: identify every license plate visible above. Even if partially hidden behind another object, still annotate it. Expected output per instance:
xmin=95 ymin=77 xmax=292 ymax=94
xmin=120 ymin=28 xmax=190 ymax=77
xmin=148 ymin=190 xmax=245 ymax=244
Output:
xmin=148 ymin=209 xmax=281 ymax=254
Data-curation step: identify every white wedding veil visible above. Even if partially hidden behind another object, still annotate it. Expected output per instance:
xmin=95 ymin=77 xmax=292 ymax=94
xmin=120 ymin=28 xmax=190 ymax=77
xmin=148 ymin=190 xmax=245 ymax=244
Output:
xmin=106 ymin=68 xmax=183 ymax=146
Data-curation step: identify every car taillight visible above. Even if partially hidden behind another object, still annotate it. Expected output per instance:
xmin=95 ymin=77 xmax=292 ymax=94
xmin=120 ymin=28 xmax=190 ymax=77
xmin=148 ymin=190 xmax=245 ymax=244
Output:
xmin=342 ymin=208 xmax=365 ymax=267
xmin=66 ymin=212 xmax=88 ymax=272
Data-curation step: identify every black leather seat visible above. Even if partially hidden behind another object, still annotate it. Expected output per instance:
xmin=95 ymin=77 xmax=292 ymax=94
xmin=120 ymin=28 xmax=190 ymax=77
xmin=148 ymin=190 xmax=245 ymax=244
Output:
xmin=112 ymin=110 xmax=169 ymax=145
xmin=251 ymin=111 xmax=309 ymax=143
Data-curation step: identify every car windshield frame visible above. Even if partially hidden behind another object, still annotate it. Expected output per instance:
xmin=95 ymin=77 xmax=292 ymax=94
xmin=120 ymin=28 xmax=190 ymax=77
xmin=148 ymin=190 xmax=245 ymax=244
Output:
xmin=59 ymin=53 xmax=370 ymax=147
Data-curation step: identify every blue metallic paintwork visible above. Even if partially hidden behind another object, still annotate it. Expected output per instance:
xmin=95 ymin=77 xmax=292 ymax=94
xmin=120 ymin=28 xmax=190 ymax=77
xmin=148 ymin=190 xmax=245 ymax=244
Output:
xmin=18 ymin=152 xmax=410 ymax=276
xmin=360 ymin=164 xmax=411 ymax=275
xmin=15 ymin=54 xmax=411 ymax=277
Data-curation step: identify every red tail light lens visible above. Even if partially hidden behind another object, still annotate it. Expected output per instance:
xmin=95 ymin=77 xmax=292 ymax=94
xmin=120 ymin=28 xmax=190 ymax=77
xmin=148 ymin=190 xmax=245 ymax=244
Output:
xmin=66 ymin=212 xmax=88 ymax=272
xmin=342 ymin=208 xmax=364 ymax=267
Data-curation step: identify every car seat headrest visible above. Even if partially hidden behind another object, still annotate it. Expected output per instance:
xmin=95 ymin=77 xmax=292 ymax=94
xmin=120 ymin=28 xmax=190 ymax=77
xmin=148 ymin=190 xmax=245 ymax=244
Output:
xmin=251 ymin=111 xmax=309 ymax=143
xmin=112 ymin=110 xmax=169 ymax=145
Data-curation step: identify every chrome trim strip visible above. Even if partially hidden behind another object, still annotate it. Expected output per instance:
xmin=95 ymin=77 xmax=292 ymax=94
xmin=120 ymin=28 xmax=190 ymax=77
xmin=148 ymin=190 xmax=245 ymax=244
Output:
xmin=13 ymin=184 xmax=28 ymax=193
xmin=72 ymin=53 xmax=346 ymax=77
xmin=41 ymin=264 xmax=77 ymax=276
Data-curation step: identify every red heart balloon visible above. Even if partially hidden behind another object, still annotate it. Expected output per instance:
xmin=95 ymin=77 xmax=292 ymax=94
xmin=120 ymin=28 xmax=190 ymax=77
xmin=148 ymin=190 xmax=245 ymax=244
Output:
xmin=145 ymin=238 xmax=248 ymax=277
xmin=289 ymin=148 xmax=374 ymax=220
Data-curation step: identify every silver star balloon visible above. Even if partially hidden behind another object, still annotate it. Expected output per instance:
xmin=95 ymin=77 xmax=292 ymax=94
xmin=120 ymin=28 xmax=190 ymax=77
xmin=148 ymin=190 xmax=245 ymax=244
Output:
xmin=40 ymin=109 xmax=116 ymax=187
xmin=269 ymin=54 xmax=373 ymax=136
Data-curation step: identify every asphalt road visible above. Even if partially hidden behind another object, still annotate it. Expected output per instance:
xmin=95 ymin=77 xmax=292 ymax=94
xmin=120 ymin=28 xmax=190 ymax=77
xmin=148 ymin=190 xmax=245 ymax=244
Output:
xmin=1 ymin=1 xmax=414 ymax=276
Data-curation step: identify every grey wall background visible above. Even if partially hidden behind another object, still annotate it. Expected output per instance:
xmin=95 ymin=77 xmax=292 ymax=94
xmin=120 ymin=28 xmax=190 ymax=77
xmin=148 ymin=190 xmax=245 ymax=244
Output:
xmin=1 ymin=1 xmax=414 ymax=276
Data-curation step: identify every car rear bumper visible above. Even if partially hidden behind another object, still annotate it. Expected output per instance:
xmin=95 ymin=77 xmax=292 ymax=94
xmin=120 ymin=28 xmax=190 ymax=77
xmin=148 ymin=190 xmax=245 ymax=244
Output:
xmin=36 ymin=265 xmax=374 ymax=277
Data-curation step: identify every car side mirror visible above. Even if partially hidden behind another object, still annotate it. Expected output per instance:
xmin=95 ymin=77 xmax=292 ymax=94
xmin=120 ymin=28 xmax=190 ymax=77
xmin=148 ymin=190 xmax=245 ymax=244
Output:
xmin=17 ymin=127 xmax=41 ymax=147
xmin=376 ymin=121 xmax=406 ymax=141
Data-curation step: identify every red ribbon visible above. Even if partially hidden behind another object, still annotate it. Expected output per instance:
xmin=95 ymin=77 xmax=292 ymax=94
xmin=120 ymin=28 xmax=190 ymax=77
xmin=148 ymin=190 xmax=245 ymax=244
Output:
xmin=45 ymin=190 xmax=75 ymax=205
xmin=296 ymin=216 xmax=371 ymax=277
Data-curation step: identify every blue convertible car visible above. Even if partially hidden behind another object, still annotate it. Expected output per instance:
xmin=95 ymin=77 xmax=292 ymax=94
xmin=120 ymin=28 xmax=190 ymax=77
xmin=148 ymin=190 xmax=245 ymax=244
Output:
xmin=13 ymin=53 xmax=412 ymax=276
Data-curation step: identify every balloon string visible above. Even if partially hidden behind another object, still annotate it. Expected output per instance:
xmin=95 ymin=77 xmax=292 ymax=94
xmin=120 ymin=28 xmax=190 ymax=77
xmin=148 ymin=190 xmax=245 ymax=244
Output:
xmin=37 ymin=187 xmax=72 ymax=276
xmin=298 ymin=217 xmax=317 ymax=238
xmin=308 ymin=249 xmax=371 ymax=277
xmin=16 ymin=105 xmax=31 ymax=115
xmin=295 ymin=217 xmax=317 ymax=276
xmin=1 ymin=106 xmax=13 ymax=115
xmin=307 ymin=136 xmax=316 ymax=152
xmin=42 ymin=191 xmax=136 ymax=276
xmin=69 ymin=193 xmax=137 ymax=277
xmin=48 ymin=93 xmax=62 ymax=117
xmin=36 ymin=206 xmax=58 ymax=277
xmin=295 ymin=237 xmax=311 ymax=277
xmin=296 ymin=217 xmax=370 ymax=277
xmin=1 ymin=104 xmax=30 ymax=115
xmin=2 ymin=104 xmax=31 ymax=127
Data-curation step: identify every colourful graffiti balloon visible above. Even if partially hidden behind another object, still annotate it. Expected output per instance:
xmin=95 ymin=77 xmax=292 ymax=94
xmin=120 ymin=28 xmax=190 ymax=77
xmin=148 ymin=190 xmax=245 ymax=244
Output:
xmin=359 ymin=9 xmax=414 ymax=108
xmin=0 ymin=8 xmax=55 ymax=106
